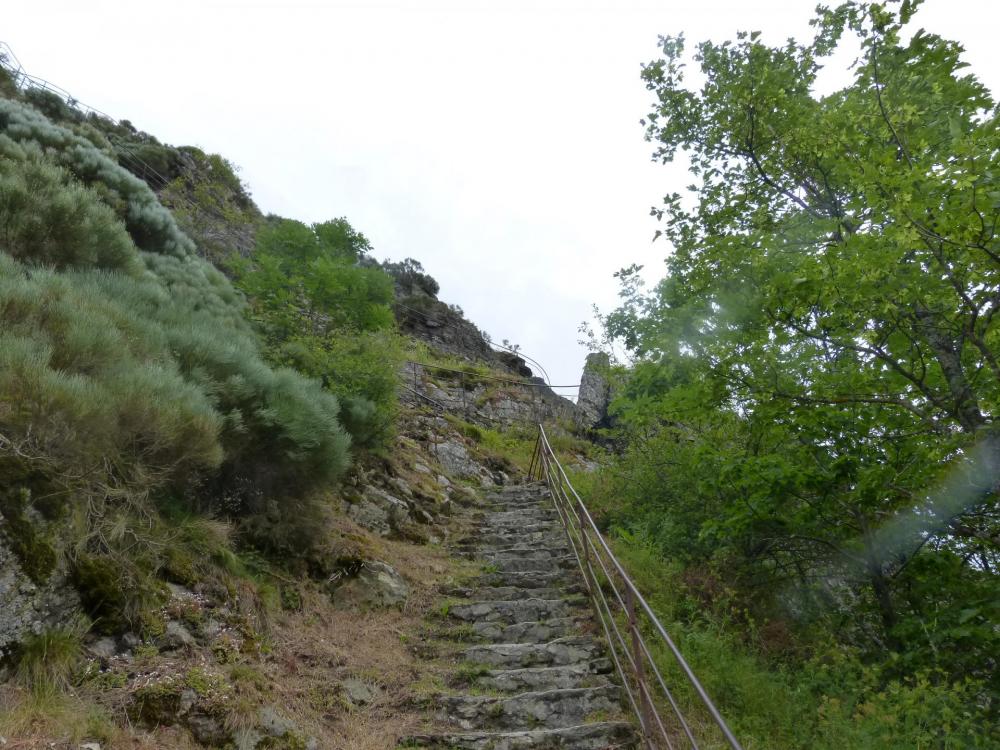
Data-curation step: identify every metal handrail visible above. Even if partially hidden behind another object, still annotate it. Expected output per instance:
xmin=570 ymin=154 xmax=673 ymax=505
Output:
xmin=407 ymin=360 xmax=580 ymax=389
xmin=529 ymin=423 xmax=743 ymax=750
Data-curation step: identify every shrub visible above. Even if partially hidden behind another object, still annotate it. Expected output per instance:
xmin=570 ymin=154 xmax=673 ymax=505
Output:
xmin=0 ymin=95 xmax=362 ymax=633
xmin=283 ymin=330 xmax=403 ymax=448
xmin=0 ymin=146 xmax=140 ymax=271
xmin=0 ymin=97 xmax=195 ymax=256
xmin=71 ymin=554 xmax=166 ymax=635
xmin=0 ymin=487 xmax=59 ymax=584
xmin=1 ymin=249 xmax=354 ymax=507
xmin=115 ymin=141 xmax=184 ymax=182
xmin=22 ymin=88 xmax=80 ymax=123
xmin=609 ymin=537 xmax=997 ymax=749
xmin=236 ymin=218 xmax=400 ymax=449
xmin=0 ymin=259 xmax=225 ymax=487
xmin=380 ymin=257 xmax=439 ymax=298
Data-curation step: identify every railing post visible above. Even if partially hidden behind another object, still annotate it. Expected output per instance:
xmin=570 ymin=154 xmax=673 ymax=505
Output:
xmin=627 ymin=583 xmax=656 ymax=748
xmin=528 ymin=430 xmax=541 ymax=481
xmin=575 ymin=498 xmax=590 ymax=571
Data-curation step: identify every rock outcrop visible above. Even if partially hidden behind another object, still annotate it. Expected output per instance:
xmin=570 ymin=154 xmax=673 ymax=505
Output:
xmin=403 ymin=362 xmax=578 ymax=429
xmin=0 ymin=515 xmax=79 ymax=660
xmin=575 ymin=352 xmax=612 ymax=431
xmin=395 ymin=297 xmax=496 ymax=364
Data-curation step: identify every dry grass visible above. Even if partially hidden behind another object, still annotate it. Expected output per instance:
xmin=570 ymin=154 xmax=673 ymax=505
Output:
xmin=259 ymin=517 xmax=483 ymax=748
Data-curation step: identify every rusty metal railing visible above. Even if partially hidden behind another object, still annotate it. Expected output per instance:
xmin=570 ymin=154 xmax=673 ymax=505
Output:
xmin=529 ymin=423 xmax=743 ymax=750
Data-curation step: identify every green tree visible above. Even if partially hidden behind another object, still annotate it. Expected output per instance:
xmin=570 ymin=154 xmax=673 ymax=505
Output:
xmin=236 ymin=217 xmax=400 ymax=447
xmin=600 ymin=0 xmax=999 ymax=731
xmin=239 ymin=217 xmax=393 ymax=336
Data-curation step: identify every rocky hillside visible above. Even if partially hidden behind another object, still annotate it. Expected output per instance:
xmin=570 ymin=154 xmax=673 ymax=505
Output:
xmin=1 ymin=368 xmax=606 ymax=748
xmin=0 ymin=56 xmax=614 ymax=749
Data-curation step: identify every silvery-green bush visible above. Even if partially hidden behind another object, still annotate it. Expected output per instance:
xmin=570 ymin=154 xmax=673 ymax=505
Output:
xmin=0 ymin=99 xmax=353 ymax=598
xmin=0 ymin=97 xmax=194 ymax=256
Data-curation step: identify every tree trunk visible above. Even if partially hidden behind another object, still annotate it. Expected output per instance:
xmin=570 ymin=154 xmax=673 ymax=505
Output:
xmin=861 ymin=518 xmax=901 ymax=650
xmin=915 ymin=309 xmax=986 ymax=433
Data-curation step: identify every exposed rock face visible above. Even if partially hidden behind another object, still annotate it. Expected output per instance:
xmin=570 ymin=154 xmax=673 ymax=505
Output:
xmin=403 ymin=362 xmax=578 ymax=430
xmin=575 ymin=352 xmax=611 ymax=431
xmin=494 ymin=351 xmax=533 ymax=378
xmin=395 ymin=297 xmax=496 ymax=364
xmin=156 ymin=149 xmax=261 ymax=264
xmin=395 ymin=297 xmax=555 ymax=381
xmin=0 ymin=517 xmax=80 ymax=659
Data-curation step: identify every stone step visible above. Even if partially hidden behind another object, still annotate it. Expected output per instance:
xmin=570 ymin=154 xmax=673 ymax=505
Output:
xmin=443 ymin=585 xmax=581 ymax=602
xmin=456 ymin=530 xmax=565 ymax=548
xmin=476 ymin=659 xmax=614 ymax=692
xmin=438 ymin=685 xmax=623 ymax=731
xmin=479 ymin=517 xmax=559 ymax=529
xmin=486 ymin=490 xmax=547 ymax=502
xmin=489 ymin=555 xmax=577 ymax=573
xmin=478 ymin=521 xmax=559 ymax=536
xmin=484 ymin=503 xmax=550 ymax=514
xmin=417 ymin=483 xmax=639 ymax=750
xmin=449 ymin=597 xmax=582 ymax=624
xmin=458 ymin=548 xmax=570 ymax=565
xmin=485 ymin=497 xmax=550 ymax=509
xmin=480 ymin=546 xmax=570 ymax=561
xmin=475 ymin=570 xmax=573 ymax=590
xmin=401 ymin=721 xmax=637 ymax=750
xmin=487 ymin=485 xmax=546 ymax=496
xmin=472 ymin=617 xmax=588 ymax=644
xmin=462 ymin=636 xmax=605 ymax=668
xmin=486 ymin=509 xmax=559 ymax=522
xmin=456 ymin=529 xmax=568 ymax=551
xmin=487 ymin=484 xmax=547 ymax=496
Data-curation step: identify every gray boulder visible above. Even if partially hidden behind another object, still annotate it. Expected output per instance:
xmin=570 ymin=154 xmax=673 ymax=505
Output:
xmin=86 ymin=637 xmax=118 ymax=659
xmin=342 ymin=677 xmax=378 ymax=706
xmin=157 ymin=620 xmax=195 ymax=651
xmin=346 ymin=486 xmax=411 ymax=536
xmin=187 ymin=712 xmax=227 ymax=744
xmin=331 ymin=560 xmax=410 ymax=610
xmin=258 ymin=705 xmax=297 ymax=737
xmin=435 ymin=441 xmax=492 ymax=484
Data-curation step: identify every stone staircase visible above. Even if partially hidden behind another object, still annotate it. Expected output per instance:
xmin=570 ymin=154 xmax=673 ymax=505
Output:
xmin=404 ymin=483 xmax=638 ymax=749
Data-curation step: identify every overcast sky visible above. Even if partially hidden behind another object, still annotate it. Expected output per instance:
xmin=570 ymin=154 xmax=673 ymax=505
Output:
xmin=4 ymin=0 xmax=997 ymax=390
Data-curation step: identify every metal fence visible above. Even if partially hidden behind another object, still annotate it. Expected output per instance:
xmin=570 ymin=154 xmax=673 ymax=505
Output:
xmin=529 ymin=423 xmax=743 ymax=750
